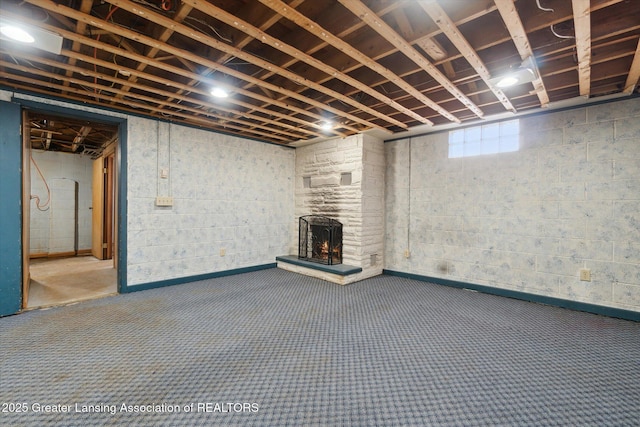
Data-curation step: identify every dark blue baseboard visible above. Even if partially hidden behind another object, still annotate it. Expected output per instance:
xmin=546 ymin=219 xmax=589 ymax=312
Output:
xmin=383 ymin=269 xmax=640 ymax=322
xmin=121 ymin=263 xmax=277 ymax=293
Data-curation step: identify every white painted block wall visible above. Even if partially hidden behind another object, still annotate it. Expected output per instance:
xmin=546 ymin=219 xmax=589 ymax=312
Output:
xmin=385 ymin=97 xmax=640 ymax=312
xmin=30 ymin=150 xmax=93 ymax=255
xmin=126 ymin=118 xmax=295 ymax=286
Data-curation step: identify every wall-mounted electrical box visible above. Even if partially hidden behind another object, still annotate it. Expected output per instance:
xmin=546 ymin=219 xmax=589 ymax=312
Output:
xmin=579 ymin=268 xmax=591 ymax=282
xmin=155 ymin=196 xmax=173 ymax=206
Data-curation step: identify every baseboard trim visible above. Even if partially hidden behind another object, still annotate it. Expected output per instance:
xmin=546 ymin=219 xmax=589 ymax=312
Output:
xmin=30 ymin=250 xmax=93 ymax=259
xmin=383 ymin=269 xmax=640 ymax=322
xmin=121 ymin=263 xmax=277 ymax=293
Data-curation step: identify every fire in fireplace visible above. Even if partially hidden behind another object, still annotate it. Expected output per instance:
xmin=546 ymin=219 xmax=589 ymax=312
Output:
xmin=299 ymin=215 xmax=342 ymax=265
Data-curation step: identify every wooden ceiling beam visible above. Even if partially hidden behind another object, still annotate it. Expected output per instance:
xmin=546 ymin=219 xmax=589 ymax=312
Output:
xmin=14 ymin=79 xmax=289 ymax=145
xmin=46 ymin=129 xmax=53 ymax=150
xmin=420 ymin=1 xmax=516 ymax=113
xmin=267 ymin=5 xmax=488 ymax=123
xmin=1 ymin=72 xmax=291 ymax=144
xmin=60 ymin=50 xmax=326 ymax=138
xmin=623 ymin=37 xmax=640 ymax=94
xmin=225 ymin=0 xmax=306 ymax=85
xmin=17 ymin=2 xmax=377 ymax=134
xmin=2 ymin=10 xmax=338 ymax=137
xmin=2 ymin=46 xmax=322 ymax=141
xmin=238 ymin=2 xmax=402 ymax=130
xmin=494 ymin=0 xmax=550 ymax=107
xmin=113 ymin=2 xmax=194 ymax=102
xmin=0 ymin=59 xmax=299 ymax=142
xmin=62 ymin=0 xmax=93 ymax=91
xmin=180 ymin=0 xmax=423 ymax=128
xmin=72 ymin=126 xmax=92 ymax=152
xmin=218 ymin=4 xmax=300 ymax=127
xmin=572 ymin=0 xmax=592 ymax=96
xmin=337 ymin=0 xmax=484 ymax=119
xmin=258 ymin=0 xmax=455 ymax=124
xmin=391 ymin=8 xmax=456 ymax=79
xmin=100 ymin=0 xmax=402 ymax=130
xmin=391 ymin=9 xmax=446 ymax=61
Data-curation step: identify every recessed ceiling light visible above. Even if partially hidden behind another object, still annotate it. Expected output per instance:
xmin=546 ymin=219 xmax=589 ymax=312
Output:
xmin=0 ymin=25 xmax=35 ymax=43
xmin=211 ymin=87 xmax=229 ymax=98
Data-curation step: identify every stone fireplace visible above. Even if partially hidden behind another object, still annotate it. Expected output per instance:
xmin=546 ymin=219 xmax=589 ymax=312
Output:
xmin=299 ymin=215 xmax=342 ymax=265
xmin=277 ymin=133 xmax=384 ymax=285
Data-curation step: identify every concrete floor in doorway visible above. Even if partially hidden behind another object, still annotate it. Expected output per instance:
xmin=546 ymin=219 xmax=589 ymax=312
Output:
xmin=27 ymin=256 xmax=117 ymax=309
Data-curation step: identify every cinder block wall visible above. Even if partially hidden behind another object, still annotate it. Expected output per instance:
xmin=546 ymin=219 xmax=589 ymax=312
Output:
xmin=126 ymin=118 xmax=295 ymax=286
xmin=294 ymin=134 xmax=385 ymax=281
xmin=30 ymin=150 xmax=93 ymax=255
xmin=385 ymin=97 xmax=640 ymax=312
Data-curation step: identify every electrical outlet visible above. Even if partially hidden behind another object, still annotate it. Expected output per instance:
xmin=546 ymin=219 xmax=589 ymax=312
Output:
xmin=220 ymin=248 xmax=226 ymax=257
xmin=155 ymin=196 xmax=173 ymax=206
xmin=404 ymin=249 xmax=410 ymax=258
xmin=579 ymin=268 xmax=591 ymax=282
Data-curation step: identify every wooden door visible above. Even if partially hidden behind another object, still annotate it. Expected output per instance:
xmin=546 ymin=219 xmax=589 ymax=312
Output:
xmin=104 ymin=155 xmax=114 ymax=260
xmin=92 ymin=155 xmax=114 ymax=260
xmin=92 ymin=157 xmax=105 ymax=259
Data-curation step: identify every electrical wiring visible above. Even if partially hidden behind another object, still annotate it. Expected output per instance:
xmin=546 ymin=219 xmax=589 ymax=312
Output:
xmin=94 ymin=5 xmax=120 ymax=96
xmin=550 ymin=24 xmax=575 ymax=39
xmin=184 ymin=16 xmax=233 ymax=44
xmin=535 ymin=0 xmax=554 ymax=13
xmin=30 ymin=154 xmax=51 ymax=212
xmin=536 ymin=0 xmax=575 ymax=40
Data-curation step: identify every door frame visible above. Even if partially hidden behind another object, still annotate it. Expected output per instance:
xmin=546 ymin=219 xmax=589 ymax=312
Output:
xmin=22 ymin=109 xmax=31 ymax=307
xmin=18 ymin=99 xmax=128 ymax=302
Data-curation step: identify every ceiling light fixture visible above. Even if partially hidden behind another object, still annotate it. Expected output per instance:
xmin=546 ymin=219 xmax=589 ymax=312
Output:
xmin=0 ymin=24 xmax=35 ymax=43
xmin=210 ymin=87 xmax=229 ymax=98
xmin=490 ymin=57 xmax=538 ymax=89
xmin=319 ymin=121 xmax=334 ymax=131
xmin=0 ymin=20 xmax=63 ymax=54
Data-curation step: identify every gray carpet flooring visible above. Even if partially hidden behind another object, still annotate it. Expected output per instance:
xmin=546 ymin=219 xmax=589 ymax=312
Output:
xmin=1 ymin=268 xmax=638 ymax=426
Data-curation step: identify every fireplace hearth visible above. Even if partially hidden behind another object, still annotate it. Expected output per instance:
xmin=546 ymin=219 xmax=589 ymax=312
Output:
xmin=299 ymin=215 xmax=342 ymax=265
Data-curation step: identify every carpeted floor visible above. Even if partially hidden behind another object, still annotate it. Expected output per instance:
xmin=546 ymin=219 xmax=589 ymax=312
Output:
xmin=1 ymin=268 xmax=638 ymax=426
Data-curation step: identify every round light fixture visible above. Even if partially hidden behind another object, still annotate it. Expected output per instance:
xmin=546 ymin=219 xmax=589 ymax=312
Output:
xmin=211 ymin=87 xmax=229 ymax=98
xmin=496 ymin=76 xmax=519 ymax=88
xmin=0 ymin=24 xmax=35 ymax=43
xmin=319 ymin=121 xmax=334 ymax=131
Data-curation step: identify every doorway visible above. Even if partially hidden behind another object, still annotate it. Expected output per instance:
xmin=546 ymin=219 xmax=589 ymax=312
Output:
xmin=22 ymin=109 xmax=120 ymax=309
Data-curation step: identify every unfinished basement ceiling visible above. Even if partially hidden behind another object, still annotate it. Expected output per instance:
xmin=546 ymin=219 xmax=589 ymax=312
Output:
xmin=1 ymin=0 xmax=639 ymax=145
xmin=27 ymin=111 xmax=118 ymax=158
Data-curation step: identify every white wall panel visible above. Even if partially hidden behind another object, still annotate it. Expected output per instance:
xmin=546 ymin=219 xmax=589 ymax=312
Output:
xmin=385 ymin=97 xmax=640 ymax=312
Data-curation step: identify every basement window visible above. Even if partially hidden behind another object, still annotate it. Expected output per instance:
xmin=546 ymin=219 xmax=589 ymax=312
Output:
xmin=448 ymin=119 xmax=519 ymax=158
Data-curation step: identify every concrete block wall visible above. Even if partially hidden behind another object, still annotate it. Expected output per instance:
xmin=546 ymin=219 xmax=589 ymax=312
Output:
xmin=385 ymin=97 xmax=640 ymax=312
xmin=294 ymin=134 xmax=384 ymax=282
xmin=126 ymin=117 xmax=295 ymax=286
xmin=30 ymin=150 xmax=93 ymax=255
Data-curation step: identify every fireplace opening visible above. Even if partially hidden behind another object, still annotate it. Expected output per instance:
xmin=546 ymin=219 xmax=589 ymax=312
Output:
xmin=299 ymin=215 xmax=342 ymax=265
